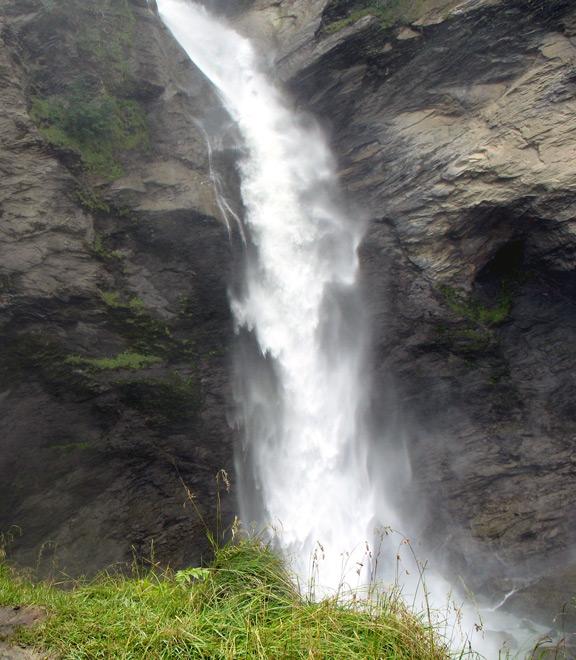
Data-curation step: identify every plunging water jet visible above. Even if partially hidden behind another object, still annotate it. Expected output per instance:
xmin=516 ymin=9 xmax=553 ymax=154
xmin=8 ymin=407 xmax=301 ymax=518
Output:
xmin=157 ymin=0 xmax=399 ymax=591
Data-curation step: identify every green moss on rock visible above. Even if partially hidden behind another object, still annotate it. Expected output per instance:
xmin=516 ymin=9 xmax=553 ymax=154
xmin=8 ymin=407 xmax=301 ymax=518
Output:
xmin=99 ymin=291 xmax=175 ymax=356
xmin=322 ymin=0 xmax=460 ymax=32
xmin=89 ymin=233 xmax=124 ymax=262
xmin=75 ymin=188 xmax=111 ymax=216
xmin=27 ymin=0 xmax=149 ymax=180
xmin=66 ymin=351 xmax=162 ymax=371
xmin=438 ymin=284 xmax=513 ymax=327
xmin=30 ymin=91 xmax=149 ymax=180
xmin=99 ymin=290 xmax=199 ymax=362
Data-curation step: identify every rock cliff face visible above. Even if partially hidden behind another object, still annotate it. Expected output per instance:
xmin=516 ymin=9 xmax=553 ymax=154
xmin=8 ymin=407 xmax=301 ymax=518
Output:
xmin=0 ymin=0 xmax=237 ymax=573
xmin=1 ymin=0 xmax=576 ymax=631
xmin=222 ymin=0 xmax=576 ymax=624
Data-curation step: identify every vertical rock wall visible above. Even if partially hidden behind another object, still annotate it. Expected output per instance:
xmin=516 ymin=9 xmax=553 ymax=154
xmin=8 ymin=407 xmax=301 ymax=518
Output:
xmin=0 ymin=0 xmax=237 ymax=574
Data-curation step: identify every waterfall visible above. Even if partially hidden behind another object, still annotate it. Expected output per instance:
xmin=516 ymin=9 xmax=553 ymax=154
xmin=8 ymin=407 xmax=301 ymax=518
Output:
xmin=156 ymin=2 xmax=554 ymax=655
xmin=157 ymin=0 xmax=398 ymax=590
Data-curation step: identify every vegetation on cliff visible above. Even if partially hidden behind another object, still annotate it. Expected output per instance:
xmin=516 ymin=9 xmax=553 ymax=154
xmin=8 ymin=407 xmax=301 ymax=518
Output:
xmin=28 ymin=0 xmax=149 ymax=179
xmin=30 ymin=89 xmax=148 ymax=179
xmin=321 ymin=0 xmax=566 ymax=33
xmin=0 ymin=538 xmax=459 ymax=660
xmin=321 ymin=0 xmax=460 ymax=33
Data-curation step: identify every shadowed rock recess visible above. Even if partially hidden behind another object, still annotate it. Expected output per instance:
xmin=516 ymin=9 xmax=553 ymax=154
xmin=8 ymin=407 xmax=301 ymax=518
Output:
xmin=1 ymin=0 xmax=576 ymax=631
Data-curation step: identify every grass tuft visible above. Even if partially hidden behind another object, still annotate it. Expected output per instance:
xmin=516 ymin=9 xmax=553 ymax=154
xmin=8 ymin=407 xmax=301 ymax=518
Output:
xmin=0 ymin=537 xmax=459 ymax=660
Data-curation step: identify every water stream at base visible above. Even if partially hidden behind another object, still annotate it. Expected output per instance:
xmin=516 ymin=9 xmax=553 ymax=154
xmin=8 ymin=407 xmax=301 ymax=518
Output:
xmin=157 ymin=2 xmax=548 ymax=655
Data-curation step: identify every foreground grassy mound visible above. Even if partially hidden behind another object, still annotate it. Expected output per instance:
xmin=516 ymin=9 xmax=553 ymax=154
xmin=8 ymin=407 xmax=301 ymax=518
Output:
xmin=0 ymin=539 xmax=457 ymax=659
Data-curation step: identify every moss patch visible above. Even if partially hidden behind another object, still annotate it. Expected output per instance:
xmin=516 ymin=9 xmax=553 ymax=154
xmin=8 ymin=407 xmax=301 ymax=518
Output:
xmin=47 ymin=440 xmax=95 ymax=458
xmin=27 ymin=0 xmax=149 ymax=180
xmin=427 ymin=322 xmax=497 ymax=359
xmin=424 ymin=284 xmax=512 ymax=359
xmin=30 ymin=90 xmax=148 ymax=180
xmin=322 ymin=0 xmax=460 ymax=32
xmin=98 ymin=290 xmax=201 ymax=363
xmin=98 ymin=291 xmax=178 ymax=358
xmin=66 ymin=351 xmax=162 ymax=372
xmin=89 ymin=233 xmax=124 ymax=262
xmin=75 ymin=188 xmax=111 ymax=216
xmin=438 ymin=284 xmax=514 ymax=327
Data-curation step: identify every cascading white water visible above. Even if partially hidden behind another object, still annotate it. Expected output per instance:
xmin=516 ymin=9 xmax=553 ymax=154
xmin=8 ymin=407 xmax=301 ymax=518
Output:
xmin=157 ymin=0 xmax=402 ymax=589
